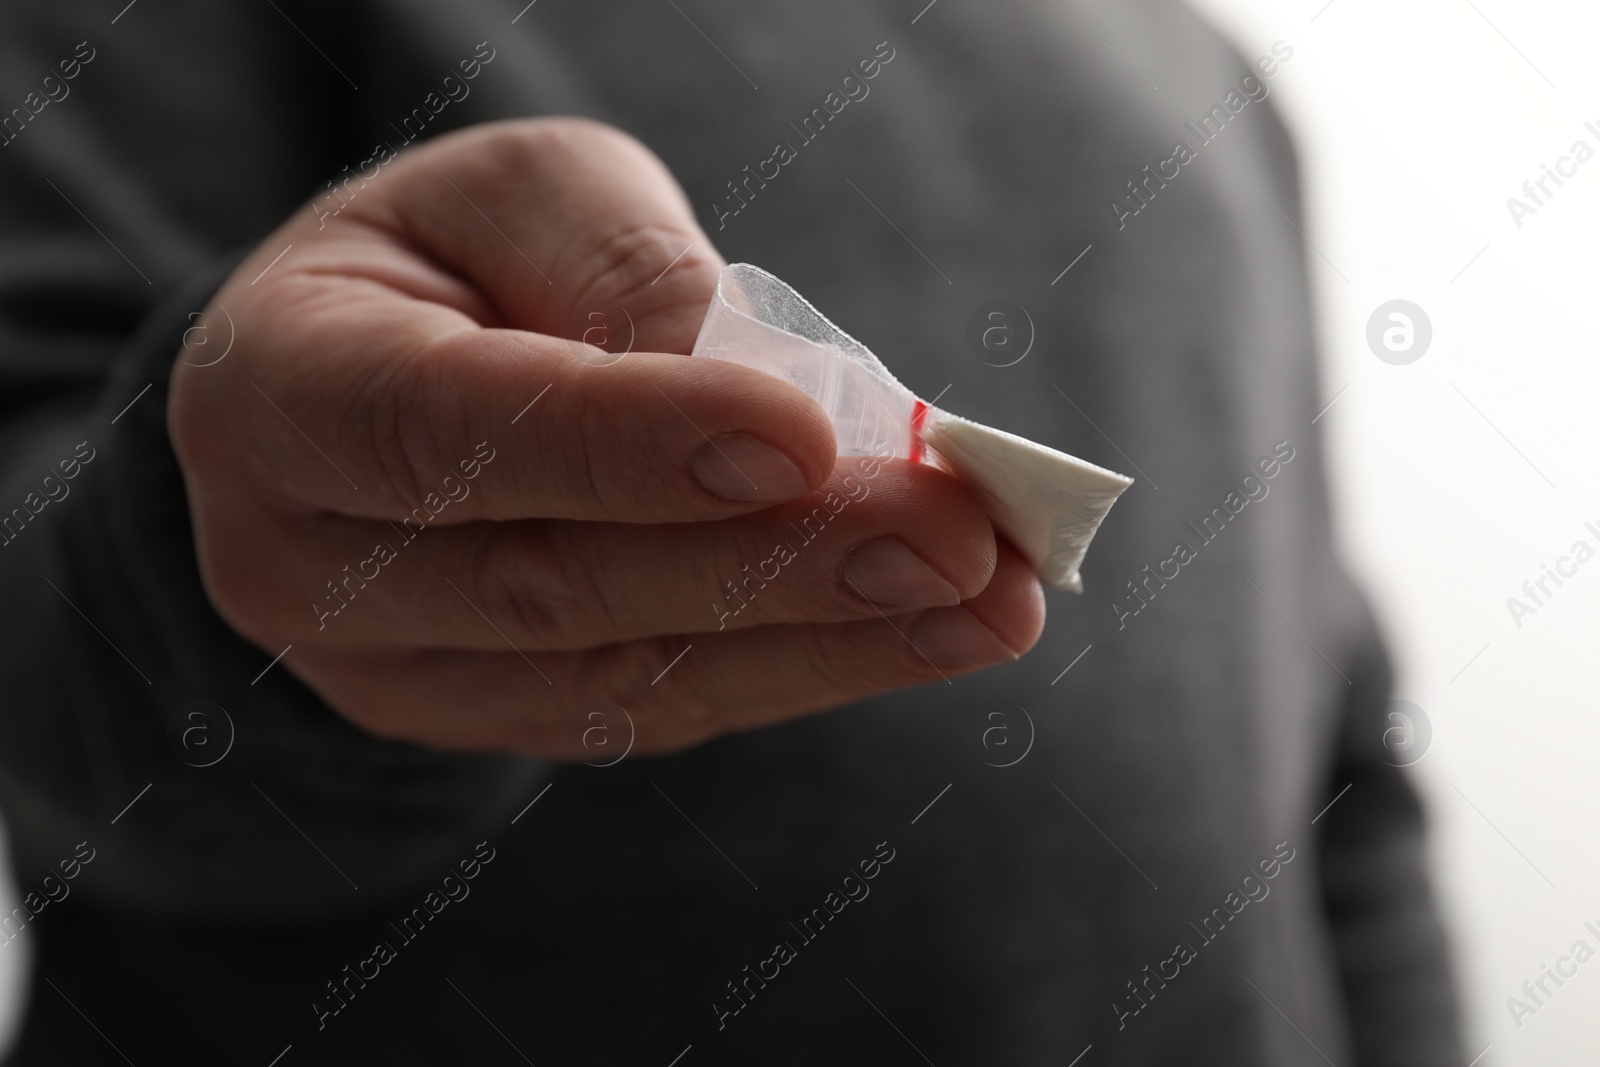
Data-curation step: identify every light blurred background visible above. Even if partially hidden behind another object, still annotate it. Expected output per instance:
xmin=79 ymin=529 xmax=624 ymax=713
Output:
xmin=0 ymin=1 xmax=1593 ymax=1061
xmin=1185 ymin=0 xmax=1600 ymax=1061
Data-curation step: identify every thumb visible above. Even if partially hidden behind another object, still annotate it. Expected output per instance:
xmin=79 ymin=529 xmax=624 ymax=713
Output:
xmin=344 ymin=117 xmax=723 ymax=354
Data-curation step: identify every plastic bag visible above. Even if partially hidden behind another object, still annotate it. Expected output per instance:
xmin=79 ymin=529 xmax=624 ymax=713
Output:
xmin=691 ymin=263 xmax=1132 ymax=592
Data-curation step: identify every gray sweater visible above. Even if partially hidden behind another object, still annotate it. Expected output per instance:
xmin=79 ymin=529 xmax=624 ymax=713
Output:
xmin=0 ymin=0 xmax=1463 ymax=1063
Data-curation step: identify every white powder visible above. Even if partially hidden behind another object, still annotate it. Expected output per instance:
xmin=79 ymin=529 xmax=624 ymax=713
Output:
xmin=692 ymin=264 xmax=1132 ymax=592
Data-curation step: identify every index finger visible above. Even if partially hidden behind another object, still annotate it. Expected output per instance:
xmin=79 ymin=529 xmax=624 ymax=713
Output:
xmin=190 ymin=280 xmax=839 ymax=524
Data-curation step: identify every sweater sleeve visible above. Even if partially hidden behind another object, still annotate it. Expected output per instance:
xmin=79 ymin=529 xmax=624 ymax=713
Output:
xmin=0 ymin=0 xmax=547 ymax=922
xmin=1316 ymin=593 xmax=1467 ymax=1067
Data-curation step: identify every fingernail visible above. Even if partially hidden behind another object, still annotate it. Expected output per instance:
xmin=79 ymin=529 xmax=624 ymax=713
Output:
xmin=691 ymin=434 xmax=809 ymax=502
xmin=842 ymin=537 xmax=961 ymax=608
xmin=910 ymin=607 xmax=1018 ymax=667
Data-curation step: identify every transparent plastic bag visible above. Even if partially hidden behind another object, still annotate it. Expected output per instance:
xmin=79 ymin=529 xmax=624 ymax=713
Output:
xmin=691 ymin=264 xmax=1132 ymax=591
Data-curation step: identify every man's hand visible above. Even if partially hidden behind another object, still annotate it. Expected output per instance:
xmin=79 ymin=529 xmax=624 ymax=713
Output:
xmin=168 ymin=118 xmax=1045 ymax=759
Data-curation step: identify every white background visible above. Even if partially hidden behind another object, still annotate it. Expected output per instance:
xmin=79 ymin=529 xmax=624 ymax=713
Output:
xmin=0 ymin=1 xmax=1595 ymax=1061
xmin=1186 ymin=0 xmax=1600 ymax=1061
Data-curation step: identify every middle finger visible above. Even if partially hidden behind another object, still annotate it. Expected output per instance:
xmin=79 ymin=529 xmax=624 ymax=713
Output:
xmin=250 ymin=460 xmax=1001 ymax=650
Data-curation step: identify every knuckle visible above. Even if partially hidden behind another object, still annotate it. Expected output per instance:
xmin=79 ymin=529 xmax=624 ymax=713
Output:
xmin=563 ymin=220 xmax=708 ymax=320
xmin=463 ymin=121 xmax=575 ymax=189
xmin=475 ymin=523 xmax=602 ymax=649
xmin=194 ymin=535 xmax=288 ymax=648
xmin=364 ymin=353 xmax=441 ymax=514
xmin=476 ymin=117 xmax=624 ymax=176
xmin=567 ymin=394 xmax=633 ymax=514
xmin=547 ymin=526 xmax=630 ymax=641
xmin=713 ymin=522 xmax=804 ymax=625
xmin=595 ymin=636 xmax=718 ymax=738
